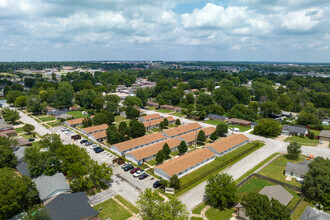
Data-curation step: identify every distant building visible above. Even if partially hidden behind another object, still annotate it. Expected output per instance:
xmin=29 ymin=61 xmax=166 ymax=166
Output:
xmin=138 ymin=113 xmax=163 ymax=122
xmin=319 ymin=130 xmax=330 ymax=142
xmin=321 ymin=118 xmax=330 ymax=126
xmin=281 ymin=125 xmax=309 ymax=136
xmin=228 ymin=118 xmax=252 ymax=127
xmin=81 ymin=124 xmax=108 ymax=135
xmin=146 ymin=101 xmax=159 ymax=108
xmin=207 ymin=114 xmax=228 ymax=122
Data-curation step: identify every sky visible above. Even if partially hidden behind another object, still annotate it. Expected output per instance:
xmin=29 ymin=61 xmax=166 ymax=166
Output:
xmin=0 ymin=0 xmax=330 ymax=62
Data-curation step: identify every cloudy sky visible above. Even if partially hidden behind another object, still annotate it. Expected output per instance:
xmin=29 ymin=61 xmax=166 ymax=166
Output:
xmin=0 ymin=0 xmax=330 ymax=62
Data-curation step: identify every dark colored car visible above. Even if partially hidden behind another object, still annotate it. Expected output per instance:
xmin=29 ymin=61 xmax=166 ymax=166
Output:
xmin=139 ymin=173 xmax=149 ymax=180
xmin=124 ymin=164 xmax=134 ymax=171
xmin=130 ymin=167 xmax=141 ymax=174
xmin=28 ymin=138 xmax=35 ymax=142
xmin=85 ymin=141 xmax=93 ymax=146
xmin=80 ymin=139 xmax=88 ymax=144
xmin=94 ymin=148 xmax=104 ymax=153
xmin=93 ymin=146 xmax=102 ymax=151
xmin=153 ymin=180 xmax=161 ymax=188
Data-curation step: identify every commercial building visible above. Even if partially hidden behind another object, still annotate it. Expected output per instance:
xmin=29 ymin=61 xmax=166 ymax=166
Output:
xmin=111 ymin=132 xmax=167 ymax=155
xmin=205 ymin=134 xmax=249 ymax=157
xmin=154 ymin=148 xmax=215 ymax=180
xmin=178 ymin=127 xmax=216 ymax=145
xmin=125 ymin=138 xmax=181 ymax=164
xmin=162 ymin=123 xmax=202 ymax=138
xmin=81 ymin=124 xmax=108 ymax=135
xmin=143 ymin=116 xmax=175 ymax=130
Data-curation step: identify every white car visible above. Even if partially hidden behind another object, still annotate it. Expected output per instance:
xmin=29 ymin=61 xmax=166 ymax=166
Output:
xmin=319 ymin=140 xmax=324 ymax=144
xmin=90 ymin=144 xmax=99 ymax=149
xmin=133 ymin=170 xmax=144 ymax=178
xmin=231 ymin=127 xmax=240 ymax=132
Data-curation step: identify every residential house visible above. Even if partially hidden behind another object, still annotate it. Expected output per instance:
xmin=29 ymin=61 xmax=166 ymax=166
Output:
xmin=47 ymin=109 xmax=67 ymax=117
xmin=228 ymin=118 xmax=252 ymax=127
xmin=206 ymin=134 xmax=249 ymax=157
xmin=299 ymin=206 xmax=330 ymax=220
xmin=45 ymin=106 xmax=56 ymax=112
xmin=178 ymin=127 xmax=216 ymax=146
xmin=81 ymin=124 xmax=108 ymax=135
xmin=160 ymin=105 xmax=175 ymax=111
xmin=259 ymin=185 xmax=293 ymax=206
xmin=319 ymin=130 xmax=330 ymax=142
xmin=89 ymin=130 xmax=107 ymax=142
xmin=207 ymin=114 xmax=229 ymax=122
xmin=65 ymin=117 xmax=85 ymax=127
xmin=143 ymin=116 xmax=175 ymax=130
xmin=111 ymin=132 xmax=167 ymax=155
xmin=138 ymin=113 xmax=163 ymax=122
xmin=285 ymin=160 xmax=311 ymax=182
xmin=154 ymin=148 xmax=216 ymax=180
xmin=321 ymin=118 xmax=330 ymax=126
xmin=69 ymin=105 xmax=80 ymax=111
xmin=125 ymin=138 xmax=181 ymax=164
xmin=282 ymin=111 xmax=293 ymax=118
xmin=55 ymin=113 xmax=72 ymax=120
xmin=146 ymin=101 xmax=159 ymax=109
xmin=45 ymin=192 xmax=98 ymax=220
xmin=281 ymin=125 xmax=309 ymax=136
xmin=0 ymin=122 xmax=16 ymax=137
xmin=13 ymin=145 xmax=31 ymax=178
xmin=162 ymin=123 xmax=202 ymax=138
xmin=33 ymin=173 xmax=71 ymax=202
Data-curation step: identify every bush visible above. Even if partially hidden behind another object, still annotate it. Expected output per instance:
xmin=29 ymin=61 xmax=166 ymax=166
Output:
xmin=308 ymin=132 xmax=315 ymax=139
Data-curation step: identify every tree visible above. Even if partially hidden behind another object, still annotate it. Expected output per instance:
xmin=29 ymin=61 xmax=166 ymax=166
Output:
xmin=159 ymin=121 xmax=165 ymax=131
xmin=126 ymin=106 xmax=140 ymax=119
xmin=156 ymin=150 xmax=165 ymax=164
xmin=169 ymin=174 xmax=180 ymax=190
xmin=248 ymin=101 xmax=259 ymax=114
xmin=82 ymin=117 xmax=93 ymax=128
xmin=196 ymin=93 xmax=214 ymax=106
xmin=135 ymin=88 xmax=149 ymax=106
xmin=26 ymin=95 xmax=44 ymax=114
xmin=163 ymin=118 xmax=169 ymax=127
xmin=93 ymin=113 xmax=111 ymax=125
xmin=253 ymin=119 xmax=281 ymax=137
xmin=197 ymin=130 xmax=206 ymax=144
xmin=0 ymin=168 xmax=39 ymax=219
xmin=55 ymin=81 xmax=74 ymax=108
xmin=106 ymin=125 xmax=122 ymax=144
xmin=302 ymin=157 xmax=330 ymax=207
xmin=1 ymin=107 xmax=20 ymax=124
xmin=92 ymin=95 xmax=105 ymax=111
xmin=118 ymin=121 xmax=128 ymax=137
xmin=277 ymin=94 xmax=293 ymax=111
xmin=5 ymin=90 xmax=24 ymax=104
xmin=213 ymin=88 xmax=238 ymax=111
xmin=104 ymin=94 xmax=121 ymax=113
xmin=210 ymin=131 xmax=218 ymax=141
xmin=137 ymin=188 xmax=189 ymax=220
xmin=123 ymin=96 xmax=143 ymax=108
xmin=205 ymin=173 xmax=237 ymax=208
xmin=162 ymin=143 xmax=171 ymax=158
xmin=307 ymin=132 xmax=315 ymax=139
xmin=228 ymin=104 xmax=256 ymax=121
xmin=23 ymin=124 xmax=35 ymax=134
xmin=0 ymin=137 xmax=17 ymax=169
xmin=129 ymin=120 xmax=146 ymax=138
xmin=260 ymin=101 xmax=281 ymax=118
xmin=216 ymin=124 xmax=228 ymax=136
xmin=79 ymin=89 xmax=97 ymax=109
xmin=286 ymin=141 xmax=301 ymax=160
xmin=178 ymin=141 xmax=188 ymax=155
xmin=175 ymin=119 xmax=181 ymax=126
xmin=14 ymin=96 xmax=27 ymax=108
xmin=241 ymin=193 xmax=290 ymax=220
xmin=87 ymin=160 xmax=113 ymax=190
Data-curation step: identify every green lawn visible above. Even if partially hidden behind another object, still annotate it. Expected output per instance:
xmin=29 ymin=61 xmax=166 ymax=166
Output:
xmin=156 ymin=109 xmax=173 ymax=113
xmin=170 ymin=150 xmax=179 ymax=157
xmin=35 ymin=118 xmax=42 ymax=123
xmin=21 ymin=134 xmax=35 ymax=140
xmin=171 ymin=112 xmax=185 ymax=117
xmin=67 ymin=111 xmax=89 ymax=118
xmin=47 ymin=120 xmax=62 ymax=127
xmin=0 ymin=97 xmax=5 ymax=100
xmin=146 ymin=106 xmax=156 ymax=110
xmin=42 ymin=124 xmax=51 ymax=128
xmin=323 ymin=124 xmax=330 ymax=130
xmin=115 ymin=116 xmax=127 ymax=122
xmin=205 ymin=207 xmax=235 ymax=220
xmin=93 ymin=198 xmax=132 ymax=220
xmin=15 ymin=127 xmax=25 ymax=133
xmin=32 ymin=141 xmax=41 ymax=147
xmin=203 ymin=120 xmax=251 ymax=132
xmin=35 ymin=114 xmax=47 ymax=118
xmin=147 ymin=159 xmax=157 ymax=166
xmin=228 ymin=124 xmax=251 ymax=132
xmin=151 ymin=128 xmax=161 ymax=132
xmin=290 ymin=200 xmax=311 ymax=220
xmin=285 ymin=136 xmax=319 ymax=146
xmin=192 ymin=203 xmax=207 ymax=215
xmin=191 ymin=217 xmax=203 ymax=220
xmin=258 ymin=154 xmax=305 ymax=188
xmin=310 ymin=130 xmax=320 ymax=136
xmin=39 ymin=116 xmax=55 ymax=122
xmin=114 ymin=195 xmax=139 ymax=214
xmin=204 ymin=120 xmax=226 ymax=126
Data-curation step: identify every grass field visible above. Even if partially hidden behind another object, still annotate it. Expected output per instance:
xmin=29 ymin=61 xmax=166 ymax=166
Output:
xmin=114 ymin=195 xmax=139 ymax=214
xmin=310 ymin=130 xmax=320 ymax=136
xmin=35 ymin=114 xmax=47 ymax=118
xmin=156 ymin=109 xmax=173 ymax=113
xmin=290 ymin=200 xmax=311 ymax=220
xmin=21 ymin=134 xmax=35 ymax=140
xmin=205 ymin=207 xmax=235 ymax=220
xmin=191 ymin=217 xmax=204 ymax=220
xmin=171 ymin=112 xmax=185 ymax=117
xmin=67 ymin=111 xmax=89 ymax=118
xmin=39 ymin=116 xmax=55 ymax=122
xmin=170 ymin=150 xmax=179 ymax=157
xmin=203 ymin=120 xmax=251 ymax=132
xmin=147 ymin=159 xmax=157 ymax=166
xmin=93 ymin=198 xmax=132 ymax=220
xmin=146 ymin=106 xmax=156 ymax=110
xmin=192 ymin=203 xmax=207 ymax=215
xmin=259 ymin=154 xmax=305 ymax=188
xmin=47 ymin=120 xmax=61 ymax=127
xmin=115 ymin=115 xmax=127 ymax=122
xmin=0 ymin=97 xmax=5 ymax=100
xmin=285 ymin=136 xmax=319 ymax=146
xmin=15 ymin=127 xmax=25 ymax=133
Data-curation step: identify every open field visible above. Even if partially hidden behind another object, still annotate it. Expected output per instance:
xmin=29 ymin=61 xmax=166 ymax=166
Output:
xmin=14 ymin=127 xmax=24 ymax=133
xmin=171 ymin=112 xmax=186 ymax=117
xmin=156 ymin=109 xmax=173 ymax=114
xmin=205 ymin=207 xmax=235 ymax=220
xmin=39 ymin=116 xmax=55 ymax=122
xmin=285 ymin=136 xmax=319 ymax=146
xmin=204 ymin=120 xmax=251 ymax=132
xmin=93 ymin=198 xmax=132 ymax=220
xmin=67 ymin=111 xmax=89 ymax=118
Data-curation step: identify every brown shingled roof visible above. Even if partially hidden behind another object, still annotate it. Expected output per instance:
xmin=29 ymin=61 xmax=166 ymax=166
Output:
xmin=83 ymin=124 xmax=108 ymax=134
xmin=91 ymin=130 xmax=107 ymax=140
xmin=141 ymin=113 xmax=162 ymax=121
xmin=178 ymin=127 xmax=216 ymax=143
xmin=143 ymin=116 xmax=175 ymax=128
xmin=66 ymin=118 xmax=85 ymax=126
xmin=127 ymin=138 xmax=181 ymax=160
xmin=155 ymin=148 xmax=215 ymax=177
xmin=163 ymin=123 xmax=202 ymax=137
xmin=205 ymin=134 xmax=248 ymax=154
xmin=113 ymin=132 xmax=166 ymax=152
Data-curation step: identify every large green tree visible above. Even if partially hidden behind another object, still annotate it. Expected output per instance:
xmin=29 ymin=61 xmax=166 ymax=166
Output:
xmin=23 ymin=124 xmax=35 ymax=134
xmin=216 ymin=124 xmax=228 ymax=136
xmin=260 ymin=101 xmax=281 ymax=117
xmin=0 ymin=137 xmax=17 ymax=169
xmin=169 ymin=174 xmax=181 ymax=190
xmin=5 ymin=90 xmax=24 ymax=104
xmin=253 ymin=118 xmax=281 ymax=137
xmin=123 ymin=96 xmax=143 ymax=108
xmin=197 ymin=130 xmax=206 ymax=144
xmin=178 ymin=141 xmax=188 ymax=155
xmin=104 ymin=94 xmax=121 ymax=113
xmin=14 ymin=96 xmax=27 ymax=108
xmin=129 ymin=119 xmax=146 ymax=138
xmin=1 ymin=107 xmax=20 ymax=124
xmin=26 ymin=95 xmax=45 ymax=114
xmin=286 ymin=141 xmax=301 ymax=160
xmin=55 ymin=81 xmax=74 ymax=108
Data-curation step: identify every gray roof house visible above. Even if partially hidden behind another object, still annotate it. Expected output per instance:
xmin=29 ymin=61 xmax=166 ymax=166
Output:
xmin=207 ymin=114 xmax=229 ymax=122
xmin=285 ymin=161 xmax=310 ymax=181
xmin=281 ymin=125 xmax=309 ymax=136
xmin=16 ymin=162 xmax=31 ymax=178
xmin=48 ymin=109 xmax=67 ymax=116
xmin=319 ymin=130 xmax=330 ymax=142
xmin=33 ymin=173 xmax=70 ymax=202
xmin=259 ymin=185 xmax=293 ymax=206
xmin=299 ymin=206 xmax=330 ymax=220
xmin=45 ymin=192 xmax=98 ymax=220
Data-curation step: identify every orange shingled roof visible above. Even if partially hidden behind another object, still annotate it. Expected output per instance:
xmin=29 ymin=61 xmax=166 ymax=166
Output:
xmin=83 ymin=124 xmax=108 ymax=134
xmin=143 ymin=116 xmax=175 ymax=128
xmin=127 ymin=138 xmax=181 ymax=160
xmin=205 ymin=134 xmax=248 ymax=154
xmin=113 ymin=132 xmax=166 ymax=152
xmin=141 ymin=113 xmax=162 ymax=121
xmin=155 ymin=148 xmax=215 ymax=177
xmin=91 ymin=130 xmax=107 ymax=139
xmin=178 ymin=127 xmax=216 ymax=143
xmin=163 ymin=123 xmax=202 ymax=137
xmin=66 ymin=117 xmax=84 ymax=125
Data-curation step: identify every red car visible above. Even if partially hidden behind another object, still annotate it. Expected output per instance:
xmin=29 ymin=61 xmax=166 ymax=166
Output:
xmin=130 ymin=167 xmax=141 ymax=174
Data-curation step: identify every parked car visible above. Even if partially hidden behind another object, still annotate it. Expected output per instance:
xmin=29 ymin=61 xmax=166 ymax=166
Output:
xmin=139 ymin=173 xmax=149 ymax=180
xmin=80 ymin=139 xmax=88 ymax=144
xmin=94 ymin=148 xmax=104 ymax=153
xmin=28 ymin=138 xmax=35 ymax=142
xmin=130 ymin=167 xmax=141 ymax=174
xmin=124 ymin=164 xmax=134 ymax=171
xmin=230 ymin=127 xmax=240 ymax=132
xmin=121 ymin=163 xmax=131 ymax=169
xmin=90 ymin=144 xmax=99 ymax=149
xmin=319 ymin=140 xmax=324 ymax=144
xmin=61 ymin=128 xmax=69 ymax=132
xmin=85 ymin=141 xmax=93 ymax=146
xmin=153 ymin=180 xmax=161 ymax=188
xmin=133 ymin=170 xmax=144 ymax=178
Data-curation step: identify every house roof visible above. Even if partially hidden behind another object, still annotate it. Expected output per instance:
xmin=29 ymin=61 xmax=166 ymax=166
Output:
xmin=56 ymin=114 xmax=72 ymax=119
xmin=13 ymin=146 xmax=25 ymax=163
xmin=16 ymin=162 xmax=30 ymax=177
xmin=285 ymin=162 xmax=309 ymax=176
xmin=282 ymin=125 xmax=308 ymax=134
xmin=126 ymin=138 xmax=181 ymax=160
xmin=207 ymin=114 xmax=228 ymax=120
xmin=45 ymin=106 xmax=56 ymax=112
xmin=205 ymin=134 xmax=249 ymax=154
xmin=0 ymin=123 xmax=14 ymax=130
xmin=259 ymin=185 xmax=293 ymax=206
xmin=113 ymin=132 xmax=166 ymax=152
xmin=45 ymin=192 xmax=98 ymax=220
xmin=49 ymin=109 xmax=66 ymax=116
xmin=140 ymin=113 xmax=162 ymax=121
xmin=83 ymin=124 xmax=108 ymax=134
xmin=299 ymin=206 xmax=330 ymax=220
xmin=14 ymin=137 xmax=30 ymax=146
xmin=162 ymin=123 xmax=202 ymax=138
xmin=33 ymin=173 xmax=70 ymax=201
xmin=66 ymin=117 xmax=84 ymax=126
xmin=319 ymin=130 xmax=330 ymax=138
xmin=91 ymin=130 xmax=107 ymax=140
xmin=178 ymin=127 xmax=216 ymax=143
xmin=143 ymin=116 xmax=175 ymax=128
xmin=228 ymin=118 xmax=252 ymax=125
xmin=154 ymin=148 xmax=215 ymax=177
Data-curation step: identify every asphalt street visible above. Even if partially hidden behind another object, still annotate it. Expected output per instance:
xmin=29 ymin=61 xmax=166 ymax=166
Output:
xmin=19 ymin=111 xmax=51 ymax=136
